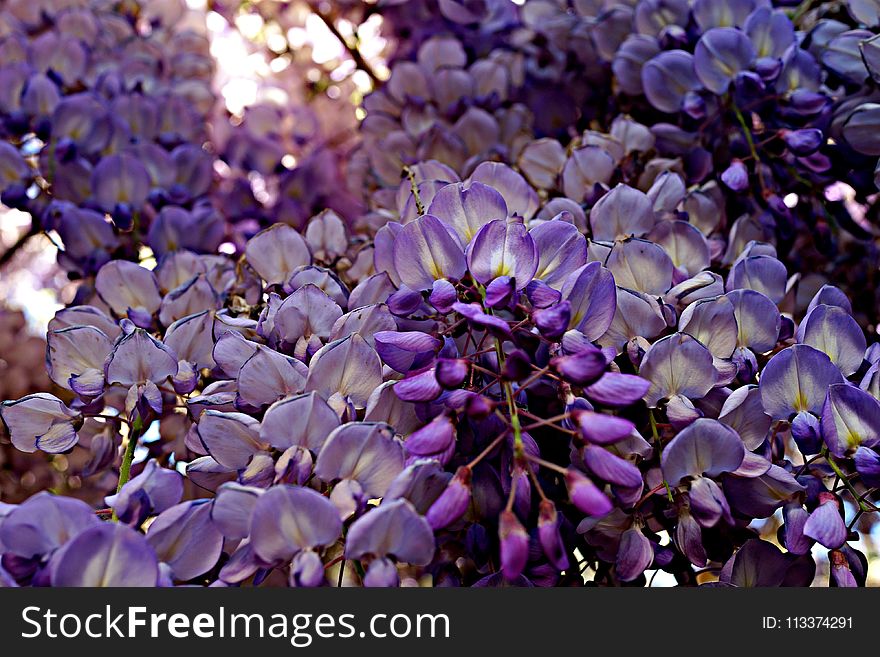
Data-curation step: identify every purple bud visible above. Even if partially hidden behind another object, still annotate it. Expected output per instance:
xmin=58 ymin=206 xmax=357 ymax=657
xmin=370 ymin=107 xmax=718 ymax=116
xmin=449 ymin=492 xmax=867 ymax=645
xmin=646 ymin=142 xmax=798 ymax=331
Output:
xmin=551 ymin=347 xmax=607 ymax=386
xmin=289 ymin=550 xmax=325 ymax=588
xmin=682 ymin=91 xmax=706 ymax=120
xmin=538 ymin=500 xmax=568 ymax=570
xmin=499 ymin=510 xmax=529 ymax=581
xmin=616 ymin=527 xmax=654 ymax=582
xmin=525 ymin=280 xmax=562 ymax=309
xmin=782 ymin=503 xmax=813 ymax=556
xmin=688 ymin=476 xmax=732 ymax=528
xmin=425 ymin=466 xmax=471 ymax=530
xmin=429 ymin=279 xmax=457 ymax=313
xmin=374 ymin=331 xmax=441 ymax=373
xmin=830 ymin=550 xmax=858 ymax=587
xmin=675 ymin=511 xmax=707 ymax=567
xmin=755 ymin=57 xmax=782 ymax=80
xmin=501 ymin=349 xmax=532 ymax=382
xmin=405 ymin=415 xmax=456 ymax=466
xmin=532 ymin=301 xmax=571 ymax=341
xmin=565 ymin=469 xmax=612 ymax=516
xmin=394 ymin=369 xmax=441 ymax=402
xmin=452 ymin=302 xmax=512 ymax=338
xmin=585 ymin=372 xmax=651 ymax=408
xmin=733 ymin=346 xmax=759 ymax=381
xmin=583 ymin=442 xmax=643 ymax=488
xmin=463 ymin=393 xmax=493 ymax=419
xmin=782 ymin=128 xmax=823 ymax=156
xmin=484 ymin=276 xmax=515 ymax=309
xmin=572 ymin=410 xmax=635 ymax=445
xmin=788 ymin=89 xmax=829 ymax=115
xmin=791 ymin=411 xmax=822 ymax=455
xmin=721 ymin=160 xmax=749 ymax=192
xmin=778 ymin=315 xmax=795 ymax=342
xmin=804 ymin=493 xmax=847 ymax=549
xmin=387 ymin=286 xmax=423 ymax=316
xmin=435 ymin=358 xmax=469 ymax=389
xmin=854 ymin=446 xmax=880 ymax=487
xmin=364 ymin=557 xmax=399 ymax=587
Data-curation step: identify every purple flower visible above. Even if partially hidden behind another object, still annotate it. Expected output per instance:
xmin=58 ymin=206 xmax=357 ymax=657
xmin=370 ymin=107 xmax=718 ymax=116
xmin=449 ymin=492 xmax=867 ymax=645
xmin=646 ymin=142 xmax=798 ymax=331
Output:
xmin=50 ymin=524 xmax=158 ymax=587
xmin=106 ymin=459 xmax=183 ymax=527
xmin=249 ymin=485 xmax=341 ymax=565
xmin=392 ymin=214 xmax=467 ymax=291
xmin=803 ymin=494 xmax=847 ymax=550
xmin=466 ymin=219 xmax=538 ymax=290
xmin=426 ymin=466 xmax=472 ymax=529
xmin=760 ymin=345 xmax=844 ymax=420
xmin=346 ymin=499 xmax=435 ymax=582
xmin=0 ymin=393 xmax=81 ymax=453
xmin=404 ymin=415 xmax=456 ymax=466
xmin=721 ymin=160 xmax=750 ymax=192
xmin=565 ymin=469 xmax=612 ymax=516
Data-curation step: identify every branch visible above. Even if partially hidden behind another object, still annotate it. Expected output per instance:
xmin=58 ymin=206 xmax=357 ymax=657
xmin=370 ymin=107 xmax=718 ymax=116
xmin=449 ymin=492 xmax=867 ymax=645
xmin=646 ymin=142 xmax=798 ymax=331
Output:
xmin=0 ymin=221 xmax=39 ymax=269
xmin=311 ymin=5 xmax=381 ymax=86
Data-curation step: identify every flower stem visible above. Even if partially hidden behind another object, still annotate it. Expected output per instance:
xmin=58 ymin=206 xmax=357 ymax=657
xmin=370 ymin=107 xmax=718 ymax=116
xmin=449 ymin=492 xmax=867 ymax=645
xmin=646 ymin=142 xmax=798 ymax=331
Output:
xmin=825 ymin=449 xmax=872 ymax=513
xmin=403 ymin=165 xmax=425 ymax=215
xmin=0 ymin=222 xmax=39 ymax=269
xmin=112 ymin=415 xmax=144 ymax=521
xmin=649 ymin=409 xmax=674 ymax=503
xmin=495 ymin=339 xmax=524 ymax=455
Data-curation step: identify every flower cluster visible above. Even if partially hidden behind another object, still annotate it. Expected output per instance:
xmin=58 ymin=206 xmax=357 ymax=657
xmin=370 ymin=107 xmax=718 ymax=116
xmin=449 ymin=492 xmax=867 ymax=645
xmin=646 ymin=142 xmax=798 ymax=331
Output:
xmin=0 ymin=155 xmax=876 ymax=587
xmin=0 ymin=0 xmax=223 ymax=276
xmin=1 ymin=0 xmax=880 ymax=588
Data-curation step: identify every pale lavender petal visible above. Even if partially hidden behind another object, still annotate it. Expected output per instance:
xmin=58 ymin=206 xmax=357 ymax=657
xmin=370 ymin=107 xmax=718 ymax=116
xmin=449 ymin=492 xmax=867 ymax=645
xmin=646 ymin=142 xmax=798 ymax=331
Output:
xmin=245 ymin=223 xmax=312 ymax=285
xmin=469 ymin=161 xmax=539 ymax=220
xmin=95 ymin=260 xmax=161 ymax=319
xmin=346 ymin=499 xmax=435 ymax=565
xmin=641 ymin=333 xmax=716 ymax=406
xmin=759 ymin=345 xmax=844 ymax=420
xmin=466 ymin=219 xmax=538 ymax=289
xmin=315 ymin=422 xmax=405 ymax=497
xmin=105 ymin=328 xmax=178 ymax=386
xmin=726 ymin=255 xmax=787 ymax=303
xmin=590 ymin=184 xmax=654 ymax=241
xmin=718 ymin=385 xmax=771 ymax=450
xmin=0 ymin=393 xmax=80 ymax=454
xmin=211 ymin=482 xmax=263 ymax=540
xmin=727 ymin=289 xmax=780 ymax=353
xmin=47 ymin=325 xmax=113 ymax=392
xmin=821 ymin=383 xmax=880 ymax=457
xmin=164 ymin=310 xmax=215 ymax=370
xmin=50 ymin=523 xmax=158 ymax=587
xmin=147 ymin=500 xmax=224 ymax=580
xmin=260 ymin=392 xmax=340 ymax=452
xmin=274 ymin=284 xmax=343 ymax=344
xmin=561 ymin=262 xmax=617 ymax=341
xmin=798 ymin=304 xmax=866 ymax=376
xmin=250 ymin=485 xmax=341 ymax=562
xmin=661 ymin=418 xmax=745 ymax=485
xmin=196 ymin=410 xmax=266 ymax=470
xmin=305 ymin=334 xmax=383 ymax=408
xmin=606 ymin=238 xmax=674 ymax=296
xmin=679 ymin=296 xmax=738 ymax=359
xmin=237 ymin=346 xmax=308 ymax=408
xmin=393 ymin=214 xmax=467 ymax=291
xmin=426 ymin=180 xmax=508 ymax=244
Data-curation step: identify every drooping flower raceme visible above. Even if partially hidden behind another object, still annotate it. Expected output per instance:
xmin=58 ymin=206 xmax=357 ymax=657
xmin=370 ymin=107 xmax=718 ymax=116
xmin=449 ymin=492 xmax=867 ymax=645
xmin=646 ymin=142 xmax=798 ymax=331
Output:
xmin=1 ymin=0 xmax=880 ymax=589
